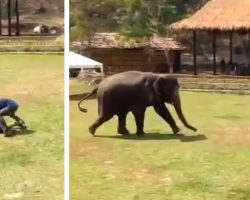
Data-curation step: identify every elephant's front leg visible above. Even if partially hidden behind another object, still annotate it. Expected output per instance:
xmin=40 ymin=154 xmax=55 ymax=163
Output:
xmin=153 ymin=102 xmax=180 ymax=134
xmin=132 ymin=107 xmax=146 ymax=137
xmin=117 ymin=112 xmax=129 ymax=135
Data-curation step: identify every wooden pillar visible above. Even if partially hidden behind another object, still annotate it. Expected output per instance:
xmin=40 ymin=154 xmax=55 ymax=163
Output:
xmin=7 ymin=0 xmax=11 ymax=36
xmin=212 ymin=31 xmax=217 ymax=75
xmin=229 ymin=31 xmax=233 ymax=64
xmin=15 ymin=0 xmax=19 ymax=36
xmin=193 ymin=30 xmax=197 ymax=75
xmin=0 ymin=0 xmax=2 ymax=36
xmin=248 ymin=31 xmax=250 ymax=69
xmin=168 ymin=51 xmax=174 ymax=74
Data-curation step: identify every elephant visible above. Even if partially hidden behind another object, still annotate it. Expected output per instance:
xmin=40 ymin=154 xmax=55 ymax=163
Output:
xmin=78 ymin=71 xmax=197 ymax=136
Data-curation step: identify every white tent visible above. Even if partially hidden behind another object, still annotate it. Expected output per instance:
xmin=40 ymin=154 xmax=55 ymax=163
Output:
xmin=69 ymin=51 xmax=104 ymax=77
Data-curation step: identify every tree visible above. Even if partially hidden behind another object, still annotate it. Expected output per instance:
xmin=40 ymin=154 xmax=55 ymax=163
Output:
xmin=70 ymin=0 xmax=125 ymax=42
xmin=120 ymin=0 xmax=196 ymax=37
xmin=70 ymin=0 xmax=210 ymax=41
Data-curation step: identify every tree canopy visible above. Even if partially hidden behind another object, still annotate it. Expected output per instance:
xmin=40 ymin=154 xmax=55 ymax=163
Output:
xmin=70 ymin=0 xmax=209 ymax=41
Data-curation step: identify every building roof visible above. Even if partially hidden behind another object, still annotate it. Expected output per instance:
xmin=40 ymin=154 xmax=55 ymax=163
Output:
xmin=170 ymin=0 xmax=250 ymax=31
xmin=76 ymin=32 xmax=186 ymax=51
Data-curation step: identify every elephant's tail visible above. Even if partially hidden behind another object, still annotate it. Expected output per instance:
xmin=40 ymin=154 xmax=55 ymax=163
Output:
xmin=78 ymin=88 xmax=98 ymax=113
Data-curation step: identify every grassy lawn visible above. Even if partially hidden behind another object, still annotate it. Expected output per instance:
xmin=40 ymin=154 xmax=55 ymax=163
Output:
xmin=0 ymin=54 xmax=64 ymax=199
xmin=70 ymin=83 xmax=250 ymax=200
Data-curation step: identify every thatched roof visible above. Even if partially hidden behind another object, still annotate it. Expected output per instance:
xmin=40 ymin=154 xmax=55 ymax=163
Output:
xmin=77 ymin=33 xmax=186 ymax=51
xmin=170 ymin=0 xmax=250 ymax=31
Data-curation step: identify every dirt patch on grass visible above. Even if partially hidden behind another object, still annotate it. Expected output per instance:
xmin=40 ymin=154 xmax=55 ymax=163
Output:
xmin=70 ymin=139 xmax=100 ymax=158
xmin=211 ymin=126 xmax=250 ymax=146
xmin=1 ymin=72 xmax=63 ymax=102
xmin=124 ymin=167 xmax=184 ymax=186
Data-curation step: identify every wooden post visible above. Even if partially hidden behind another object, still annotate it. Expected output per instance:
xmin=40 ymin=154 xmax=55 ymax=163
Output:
xmin=248 ymin=31 xmax=250 ymax=69
xmin=193 ymin=30 xmax=197 ymax=75
xmin=229 ymin=31 xmax=233 ymax=64
xmin=212 ymin=31 xmax=217 ymax=75
xmin=0 ymin=0 xmax=2 ymax=36
xmin=168 ymin=51 xmax=174 ymax=74
xmin=7 ymin=0 xmax=11 ymax=36
xmin=15 ymin=0 xmax=19 ymax=35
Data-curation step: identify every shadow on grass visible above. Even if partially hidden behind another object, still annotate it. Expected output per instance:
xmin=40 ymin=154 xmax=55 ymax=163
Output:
xmin=70 ymin=93 xmax=96 ymax=101
xmin=228 ymin=188 xmax=250 ymax=199
xmin=95 ymin=133 xmax=207 ymax=142
xmin=4 ymin=129 xmax=36 ymax=138
xmin=20 ymin=129 xmax=36 ymax=135
xmin=214 ymin=114 xmax=243 ymax=120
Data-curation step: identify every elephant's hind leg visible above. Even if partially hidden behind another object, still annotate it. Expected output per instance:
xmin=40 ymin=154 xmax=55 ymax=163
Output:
xmin=117 ymin=111 xmax=129 ymax=135
xmin=89 ymin=114 xmax=113 ymax=136
xmin=132 ymin=107 xmax=146 ymax=137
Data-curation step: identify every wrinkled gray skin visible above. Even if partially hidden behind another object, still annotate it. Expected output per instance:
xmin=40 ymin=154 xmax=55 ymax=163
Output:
xmin=78 ymin=71 xmax=197 ymax=136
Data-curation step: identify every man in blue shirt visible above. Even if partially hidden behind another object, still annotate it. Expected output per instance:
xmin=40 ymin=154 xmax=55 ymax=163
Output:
xmin=0 ymin=98 xmax=25 ymax=135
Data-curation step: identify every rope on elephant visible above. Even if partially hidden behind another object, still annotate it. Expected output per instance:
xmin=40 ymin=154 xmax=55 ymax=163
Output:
xmin=77 ymin=71 xmax=102 ymax=86
xmin=181 ymin=88 xmax=250 ymax=95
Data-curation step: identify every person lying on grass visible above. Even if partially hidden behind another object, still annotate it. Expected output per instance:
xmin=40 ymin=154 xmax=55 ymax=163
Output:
xmin=0 ymin=98 xmax=26 ymax=136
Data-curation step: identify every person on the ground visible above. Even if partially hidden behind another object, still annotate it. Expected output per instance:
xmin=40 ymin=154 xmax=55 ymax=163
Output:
xmin=0 ymin=98 xmax=25 ymax=135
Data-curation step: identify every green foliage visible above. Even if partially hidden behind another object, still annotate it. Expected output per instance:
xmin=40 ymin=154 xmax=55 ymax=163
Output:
xmin=70 ymin=0 xmax=210 ymax=40
xmin=70 ymin=0 xmax=125 ymax=41
xmin=121 ymin=0 xmax=171 ymax=36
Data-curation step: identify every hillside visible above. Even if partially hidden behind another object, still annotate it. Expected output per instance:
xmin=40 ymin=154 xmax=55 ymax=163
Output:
xmin=1 ymin=0 xmax=64 ymax=35
xmin=19 ymin=0 xmax=64 ymax=11
xmin=20 ymin=0 xmax=64 ymax=27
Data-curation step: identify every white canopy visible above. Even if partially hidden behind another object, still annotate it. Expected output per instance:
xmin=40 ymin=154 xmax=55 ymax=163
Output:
xmin=69 ymin=51 xmax=103 ymax=76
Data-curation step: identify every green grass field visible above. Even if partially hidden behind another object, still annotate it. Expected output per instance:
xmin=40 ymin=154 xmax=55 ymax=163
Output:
xmin=0 ymin=54 xmax=64 ymax=199
xmin=70 ymin=83 xmax=250 ymax=200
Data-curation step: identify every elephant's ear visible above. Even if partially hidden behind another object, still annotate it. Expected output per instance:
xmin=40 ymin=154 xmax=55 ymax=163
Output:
xmin=167 ymin=78 xmax=179 ymax=94
xmin=153 ymin=76 xmax=179 ymax=102
xmin=153 ymin=77 xmax=164 ymax=100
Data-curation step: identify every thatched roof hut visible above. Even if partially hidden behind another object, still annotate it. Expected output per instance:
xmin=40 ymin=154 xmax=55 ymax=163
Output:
xmin=171 ymin=0 xmax=250 ymax=31
xmin=79 ymin=32 xmax=186 ymax=51
xmin=170 ymin=0 xmax=250 ymax=76
xmin=72 ymin=33 xmax=186 ymax=74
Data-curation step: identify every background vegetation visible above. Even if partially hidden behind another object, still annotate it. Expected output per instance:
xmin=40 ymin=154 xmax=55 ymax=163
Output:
xmin=70 ymin=0 xmax=209 ymax=41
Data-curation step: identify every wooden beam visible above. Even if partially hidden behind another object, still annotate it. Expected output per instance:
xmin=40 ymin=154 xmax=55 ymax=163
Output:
xmin=0 ymin=0 xmax=2 ymax=36
xmin=193 ymin=30 xmax=197 ymax=75
xmin=229 ymin=31 xmax=233 ymax=64
xmin=7 ymin=0 xmax=11 ymax=36
xmin=15 ymin=0 xmax=19 ymax=35
xmin=212 ymin=31 xmax=217 ymax=75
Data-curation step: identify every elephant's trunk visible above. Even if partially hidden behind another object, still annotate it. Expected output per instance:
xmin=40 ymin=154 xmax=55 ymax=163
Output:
xmin=172 ymin=89 xmax=197 ymax=132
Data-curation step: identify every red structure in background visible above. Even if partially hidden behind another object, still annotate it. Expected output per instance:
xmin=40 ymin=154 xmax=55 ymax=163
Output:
xmin=0 ymin=0 xmax=20 ymax=36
